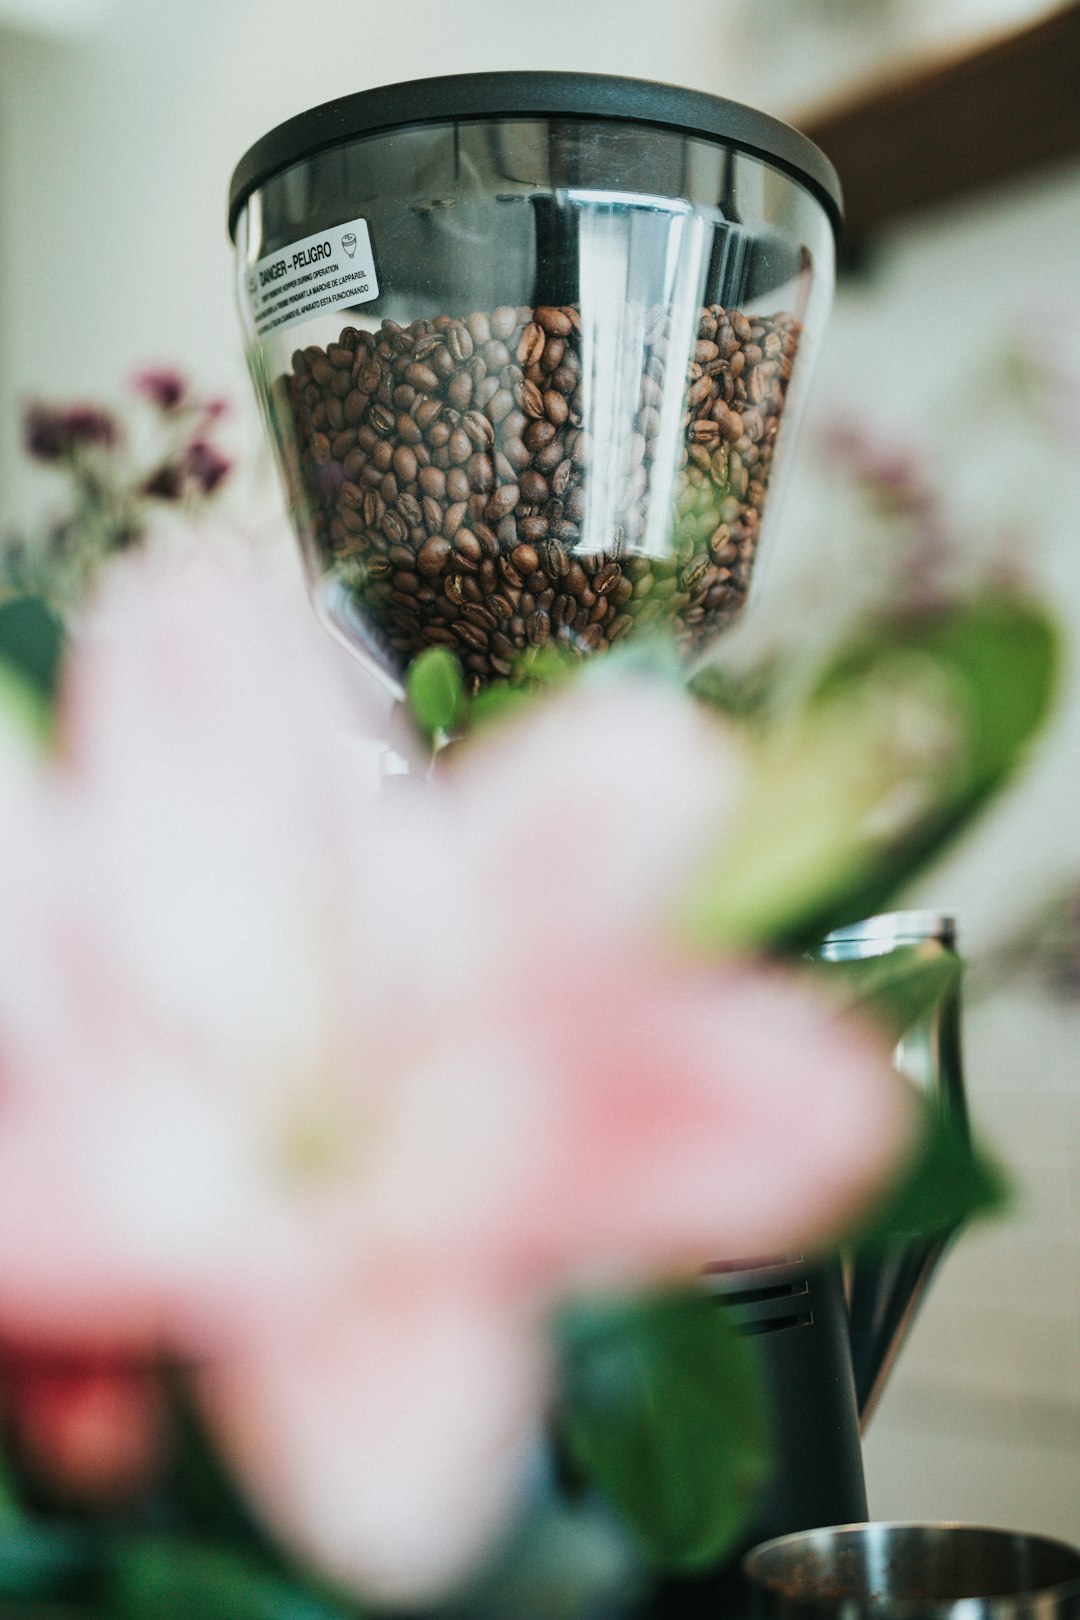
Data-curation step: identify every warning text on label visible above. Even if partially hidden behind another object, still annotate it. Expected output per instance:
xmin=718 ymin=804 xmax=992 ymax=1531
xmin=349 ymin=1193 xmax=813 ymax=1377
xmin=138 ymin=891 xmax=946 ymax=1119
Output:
xmin=244 ymin=218 xmax=380 ymax=340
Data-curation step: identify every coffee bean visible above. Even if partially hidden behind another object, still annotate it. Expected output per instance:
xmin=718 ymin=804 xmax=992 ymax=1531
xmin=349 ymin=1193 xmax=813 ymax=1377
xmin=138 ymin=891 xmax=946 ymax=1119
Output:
xmin=517 ymin=469 xmax=547 ymax=505
xmin=455 ymin=529 xmax=483 ymax=566
xmin=466 ymin=311 xmax=491 ymax=345
xmin=543 ymin=390 xmax=569 ymax=426
xmin=456 ymin=619 xmax=489 ymax=651
xmin=502 ymin=436 xmax=531 ymax=473
xmin=535 ymin=307 xmax=572 ymax=337
xmin=524 ymin=418 xmax=556 ymax=452
xmin=543 ymin=539 xmax=570 ymax=577
xmin=446 ymin=428 xmax=471 ymax=465
xmin=518 ymin=515 xmax=548 ymax=544
xmin=463 ymin=410 xmax=495 ymax=448
xmin=447 ymin=372 xmax=473 ymax=410
xmin=403 ymin=361 xmax=439 ymax=393
xmin=487 ymin=389 xmax=515 ymax=426
xmin=518 ymin=380 xmax=545 ymax=420
xmin=517 ymin=323 xmax=546 ymax=365
xmin=486 ymin=484 xmax=520 ymax=523
xmin=397 ymin=491 xmax=423 ymax=527
xmin=490 ymin=305 xmax=519 ymax=341
xmin=418 ymin=537 xmax=451 ymax=576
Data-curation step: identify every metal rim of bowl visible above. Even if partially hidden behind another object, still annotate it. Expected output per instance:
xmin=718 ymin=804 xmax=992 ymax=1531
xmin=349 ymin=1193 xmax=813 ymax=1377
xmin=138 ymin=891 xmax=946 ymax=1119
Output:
xmin=743 ymin=1522 xmax=1080 ymax=1613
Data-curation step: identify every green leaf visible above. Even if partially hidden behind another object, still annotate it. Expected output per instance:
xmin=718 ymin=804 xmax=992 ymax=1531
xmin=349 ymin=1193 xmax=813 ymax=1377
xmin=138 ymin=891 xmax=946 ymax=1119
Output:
xmin=681 ymin=661 xmax=965 ymax=951
xmin=816 ymin=943 xmax=962 ymax=1041
xmin=820 ymin=596 xmax=1057 ymax=799
xmin=855 ymin=1097 xmax=1010 ymax=1251
xmin=557 ymin=1290 xmax=768 ymax=1573
xmin=680 ymin=596 xmax=1058 ymax=952
xmin=465 ymin=643 xmax=583 ymax=733
xmin=106 ymin=1540 xmax=355 ymax=1620
xmin=441 ymin=1484 xmax=643 ymax=1620
xmin=162 ymin=1369 xmax=272 ymax=1555
xmin=0 ymin=1439 xmax=23 ymax=1526
xmin=0 ymin=1521 xmax=93 ymax=1601
xmin=405 ymin=647 xmax=465 ymax=741
xmin=688 ymin=659 xmax=781 ymax=722
xmin=0 ymin=595 xmax=64 ymax=704
xmin=466 ymin=679 xmax=536 ymax=732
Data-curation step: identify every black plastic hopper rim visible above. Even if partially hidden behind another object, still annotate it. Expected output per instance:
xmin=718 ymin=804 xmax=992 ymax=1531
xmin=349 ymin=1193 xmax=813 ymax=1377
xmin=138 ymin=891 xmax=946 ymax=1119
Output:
xmin=227 ymin=70 xmax=843 ymax=244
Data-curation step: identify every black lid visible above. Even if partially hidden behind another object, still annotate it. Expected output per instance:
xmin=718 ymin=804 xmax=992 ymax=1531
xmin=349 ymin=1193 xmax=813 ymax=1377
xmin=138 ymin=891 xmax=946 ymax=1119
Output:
xmin=228 ymin=70 xmax=843 ymax=244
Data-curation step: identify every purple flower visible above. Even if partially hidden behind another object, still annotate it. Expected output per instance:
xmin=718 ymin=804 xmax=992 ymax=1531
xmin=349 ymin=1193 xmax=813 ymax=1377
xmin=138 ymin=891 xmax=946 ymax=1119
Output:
xmin=132 ymin=368 xmax=187 ymax=412
xmin=142 ymin=464 xmax=185 ymax=501
xmin=25 ymin=405 xmax=118 ymax=462
xmin=184 ymin=440 xmax=232 ymax=495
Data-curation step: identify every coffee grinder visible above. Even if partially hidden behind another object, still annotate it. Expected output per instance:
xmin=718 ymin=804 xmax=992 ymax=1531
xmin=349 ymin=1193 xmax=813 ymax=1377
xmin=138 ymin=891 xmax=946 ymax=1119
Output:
xmin=228 ymin=74 xmax=964 ymax=1605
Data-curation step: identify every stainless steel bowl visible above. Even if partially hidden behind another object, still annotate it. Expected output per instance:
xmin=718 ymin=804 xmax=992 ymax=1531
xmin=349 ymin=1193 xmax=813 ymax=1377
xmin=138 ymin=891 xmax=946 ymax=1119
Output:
xmin=744 ymin=1523 xmax=1080 ymax=1618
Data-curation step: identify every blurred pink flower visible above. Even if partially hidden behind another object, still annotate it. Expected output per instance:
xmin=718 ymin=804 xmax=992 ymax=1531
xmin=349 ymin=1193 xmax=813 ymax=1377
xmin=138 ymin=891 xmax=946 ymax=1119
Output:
xmin=24 ymin=403 xmax=118 ymax=461
xmin=132 ymin=367 xmax=188 ymax=412
xmin=0 ymin=546 xmax=913 ymax=1600
xmin=184 ymin=438 xmax=232 ymax=494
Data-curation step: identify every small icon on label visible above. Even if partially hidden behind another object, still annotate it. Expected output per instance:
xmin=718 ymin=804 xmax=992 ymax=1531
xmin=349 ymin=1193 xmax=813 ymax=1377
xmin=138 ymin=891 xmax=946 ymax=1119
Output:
xmin=246 ymin=273 xmax=258 ymax=297
xmin=342 ymin=232 xmax=357 ymax=258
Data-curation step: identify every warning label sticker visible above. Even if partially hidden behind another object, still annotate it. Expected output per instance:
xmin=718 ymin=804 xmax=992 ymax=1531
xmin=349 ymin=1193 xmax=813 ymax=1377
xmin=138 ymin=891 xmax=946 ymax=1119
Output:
xmin=244 ymin=218 xmax=380 ymax=340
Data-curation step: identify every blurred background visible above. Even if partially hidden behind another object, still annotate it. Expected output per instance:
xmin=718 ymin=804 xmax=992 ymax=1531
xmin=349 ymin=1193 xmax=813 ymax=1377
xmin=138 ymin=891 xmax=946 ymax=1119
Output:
xmin=1 ymin=0 xmax=1078 ymax=1541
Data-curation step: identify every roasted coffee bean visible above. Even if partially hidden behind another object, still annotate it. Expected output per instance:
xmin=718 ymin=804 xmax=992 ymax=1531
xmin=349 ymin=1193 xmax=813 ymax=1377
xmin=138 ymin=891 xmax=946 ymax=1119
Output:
xmin=463 ymin=410 xmax=495 ymax=447
xmin=543 ymin=390 xmax=569 ymax=426
xmin=445 ymin=322 xmax=474 ymax=362
xmin=518 ymin=380 xmax=545 ymax=420
xmin=518 ymin=516 xmax=548 ymax=544
xmin=486 ymin=484 xmax=520 ymax=523
xmin=447 ymin=427 xmax=472 ymax=465
xmin=519 ymin=470 xmax=548 ymax=505
xmin=455 ymin=530 xmax=483 ymax=567
xmin=418 ymin=537 xmax=451 ymax=576
xmin=535 ymin=440 xmax=564 ymax=476
xmin=467 ymin=452 xmax=494 ymax=493
xmin=490 ymin=305 xmax=519 ymax=341
xmin=535 ymin=306 xmax=572 ymax=337
xmin=517 ymin=323 xmax=545 ymax=366
xmin=487 ymin=389 xmax=515 ymax=425
xmin=524 ymin=418 xmax=556 ymax=452
xmin=502 ymin=435 xmax=531 ymax=473
xmin=543 ymin=539 xmax=570 ymax=577
xmin=455 ymin=619 xmax=489 ymax=651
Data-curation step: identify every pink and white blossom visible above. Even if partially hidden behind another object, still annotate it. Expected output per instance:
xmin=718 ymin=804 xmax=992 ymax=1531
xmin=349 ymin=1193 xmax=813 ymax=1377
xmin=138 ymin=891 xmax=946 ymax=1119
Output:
xmin=0 ymin=544 xmax=913 ymax=1600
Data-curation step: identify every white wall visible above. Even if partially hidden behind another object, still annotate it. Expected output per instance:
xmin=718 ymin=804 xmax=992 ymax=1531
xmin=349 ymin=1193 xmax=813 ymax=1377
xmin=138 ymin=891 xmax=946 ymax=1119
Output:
xmin=0 ymin=0 xmax=737 ymax=523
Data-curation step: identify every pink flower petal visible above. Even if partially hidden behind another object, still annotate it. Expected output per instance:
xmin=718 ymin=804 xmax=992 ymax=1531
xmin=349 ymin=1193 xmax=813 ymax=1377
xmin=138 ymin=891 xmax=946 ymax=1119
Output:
xmin=470 ymin=961 xmax=913 ymax=1293
xmin=201 ymin=1282 xmax=546 ymax=1603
